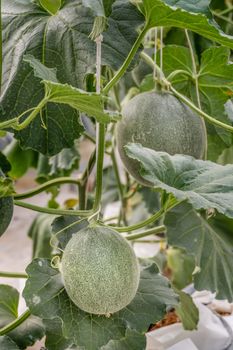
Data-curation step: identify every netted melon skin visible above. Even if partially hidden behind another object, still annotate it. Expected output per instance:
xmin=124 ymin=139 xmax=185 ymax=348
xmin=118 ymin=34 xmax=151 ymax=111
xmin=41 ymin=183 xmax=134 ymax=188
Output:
xmin=61 ymin=226 xmax=140 ymax=315
xmin=116 ymin=91 xmax=206 ymax=186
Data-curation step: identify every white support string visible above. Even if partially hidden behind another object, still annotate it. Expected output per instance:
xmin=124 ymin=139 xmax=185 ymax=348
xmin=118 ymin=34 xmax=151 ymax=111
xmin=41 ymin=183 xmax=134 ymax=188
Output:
xmin=95 ymin=34 xmax=103 ymax=94
xmin=95 ymin=34 xmax=103 ymax=161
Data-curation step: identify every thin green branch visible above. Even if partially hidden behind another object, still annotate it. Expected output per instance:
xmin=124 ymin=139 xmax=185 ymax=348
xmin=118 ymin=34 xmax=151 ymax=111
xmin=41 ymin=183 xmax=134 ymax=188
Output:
xmin=14 ymin=177 xmax=79 ymax=200
xmin=102 ymin=26 xmax=148 ymax=94
xmin=0 ymin=271 xmax=27 ymax=278
xmin=166 ymin=69 xmax=192 ymax=81
xmin=126 ymin=225 xmax=166 ymax=241
xmin=0 ymin=309 xmax=31 ymax=336
xmin=113 ymin=208 xmax=164 ymax=233
xmin=212 ymin=11 xmax=233 ymax=25
xmin=14 ymin=200 xmax=93 ymax=217
xmin=171 ymin=86 xmax=233 ymax=133
xmin=113 ymin=197 xmax=179 ymax=232
xmin=216 ymin=7 xmax=233 ymax=16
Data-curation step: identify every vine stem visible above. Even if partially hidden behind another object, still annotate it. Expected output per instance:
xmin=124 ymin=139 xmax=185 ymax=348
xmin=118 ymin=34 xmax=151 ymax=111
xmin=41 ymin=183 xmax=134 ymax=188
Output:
xmin=14 ymin=200 xmax=93 ymax=217
xmin=112 ymin=198 xmax=179 ymax=233
xmin=126 ymin=225 xmax=165 ymax=241
xmin=14 ymin=98 xmax=48 ymax=131
xmin=102 ymin=26 xmax=148 ymax=94
xmin=111 ymin=139 xmax=128 ymax=225
xmin=212 ymin=11 xmax=233 ymax=25
xmin=14 ymin=177 xmax=79 ymax=200
xmin=0 ymin=309 xmax=31 ymax=336
xmin=184 ymin=29 xmax=208 ymax=158
xmin=93 ymin=35 xmax=105 ymax=212
xmin=140 ymin=51 xmax=233 ymax=134
xmin=184 ymin=30 xmax=201 ymax=109
xmin=0 ymin=271 xmax=27 ymax=278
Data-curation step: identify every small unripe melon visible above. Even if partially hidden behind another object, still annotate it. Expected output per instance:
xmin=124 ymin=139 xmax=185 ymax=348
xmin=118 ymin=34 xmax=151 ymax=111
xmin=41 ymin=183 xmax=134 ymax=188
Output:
xmin=116 ymin=91 xmax=207 ymax=186
xmin=61 ymin=226 xmax=140 ymax=315
xmin=0 ymin=170 xmax=13 ymax=236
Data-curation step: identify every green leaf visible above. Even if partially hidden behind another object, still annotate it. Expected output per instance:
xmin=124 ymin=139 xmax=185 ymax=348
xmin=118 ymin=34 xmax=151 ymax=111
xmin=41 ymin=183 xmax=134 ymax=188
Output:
xmin=0 ymin=177 xmax=14 ymax=198
xmin=125 ymin=143 xmax=233 ymax=218
xmin=0 ymin=285 xmax=45 ymax=349
xmin=28 ymin=213 xmax=57 ymax=258
xmin=174 ymin=290 xmax=199 ymax=331
xmin=23 ymin=260 xmax=177 ymax=349
xmin=36 ymin=144 xmax=80 ymax=183
xmin=39 ymin=0 xmax=62 ymax=15
xmin=44 ymin=318 xmax=77 ymax=350
xmin=101 ymin=329 xmax=146 ymax=350
xmin=142 ymin=0 xmax=233 ymax=48
xmin=0 ymin=336 xmax=20 ymax=350
xmin=165 ymin=202 xmax=233 ymax=301
xmin=43 ymin=80 xmax=120 ymax=123
xmin=51 ymin=215 xmax=89 ymax=249
xmin=163 ymin=0 xmax=211 ymax=16
xmin=1 ymin=0 xmax=143 ymax=155
xmin=0 ymin=152 xmax=11 ymax=174
xmin=4 ymin=139 xmax=35 ymax=179
xmin=25 ymin=56 xmax=120 ymax=123
xmin=167 ymin=247 xmax=195 ymax=289
xmin=23 ymin=54 xmax=58 ymax=83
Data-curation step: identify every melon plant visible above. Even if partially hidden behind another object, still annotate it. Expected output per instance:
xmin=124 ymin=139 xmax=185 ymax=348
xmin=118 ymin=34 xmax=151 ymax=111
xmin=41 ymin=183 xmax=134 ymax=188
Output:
xmin=116 ymin=91 xmax=207 ymax=186
xmin=61 ymin=225 xmax=140 ymax=315
xmin=1 ymin=0 xmax=233 ymax=349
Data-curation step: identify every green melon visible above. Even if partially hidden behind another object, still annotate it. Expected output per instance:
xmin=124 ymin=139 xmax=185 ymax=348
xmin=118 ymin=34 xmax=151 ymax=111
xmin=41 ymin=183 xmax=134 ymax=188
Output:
xmin=61 ymin=225 xmax=140 ymax=315
xmin=0 ymin=170 xmax=13 ymax=236
xmin=116 ymin=91 xmax=207 ymax=186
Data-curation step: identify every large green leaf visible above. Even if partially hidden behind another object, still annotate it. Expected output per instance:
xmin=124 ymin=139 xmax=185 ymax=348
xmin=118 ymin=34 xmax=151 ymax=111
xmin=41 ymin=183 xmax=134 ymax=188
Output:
xmin=126 ymin=143 xmax=233 ymax=218
xmin=165 ymin=202 xmax=233 ymax=301
xmin=25 ymin=55 xmax=120 ymax=124
xmin=39 ymin=0 xmax=62 ymax=15
xmin=1 ymin=0 xmax=143 ymax=155
xmin=0 ymin=285 xmax=45 ymax=349
xmin=0 ymin=336 xmax=20 ymax=350
xmin=23 ymin=259 xmax=177 ymax=349
xmin=142 ymin=0 xmax=233 ymax=48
